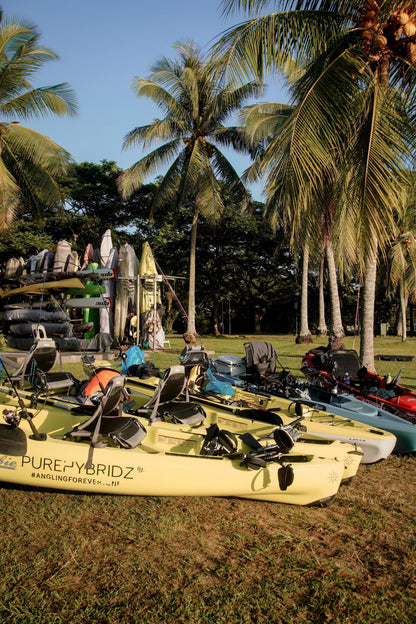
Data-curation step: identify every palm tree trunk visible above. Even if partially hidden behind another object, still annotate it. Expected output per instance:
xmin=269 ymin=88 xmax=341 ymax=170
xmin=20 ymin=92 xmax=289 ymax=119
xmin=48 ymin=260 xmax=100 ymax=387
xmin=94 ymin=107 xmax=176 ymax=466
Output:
xmin=255 ymin=311 xmax=263 ymax=333
xmin=400 ymin=280 xmax=408 ymax=342
xmin=187 ymin=205 xmax=198 ymax=333
xmin=360 ymin=246 xmax=377 ymax=372
xmin=317 ymin=251 xmax=327 ymax=337
xmin=296 ymin=243 xmax=313 ymax=344
xmin=326 ymin=239 xmax=344 ymax=349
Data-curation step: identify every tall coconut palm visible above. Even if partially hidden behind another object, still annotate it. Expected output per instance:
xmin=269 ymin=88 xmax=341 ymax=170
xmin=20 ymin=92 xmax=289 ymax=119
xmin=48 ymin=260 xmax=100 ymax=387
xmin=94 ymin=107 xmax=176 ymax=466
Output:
xmin=118 ymin=41 xmax=261 ymax=333
xmin=0 ymin=12 xmax=77 ymax=229
xmin=387 ymin=174 xmax=416 ymax=341
xmin=215 ymin=0 xmax=416 ymax=371
xmin=297 ymin=241 xmax=313 ymax=343
xmin=240 ymin=99 xmax=344 ymax=347
xmin=317 ymin=250 xmax=327 ymax=337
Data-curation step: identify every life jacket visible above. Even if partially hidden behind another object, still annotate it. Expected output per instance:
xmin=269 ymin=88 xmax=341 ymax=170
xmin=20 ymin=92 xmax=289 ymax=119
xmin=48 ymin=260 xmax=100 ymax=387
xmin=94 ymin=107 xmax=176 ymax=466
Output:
xmin=77 ymin=368 xmax=125 ymax=407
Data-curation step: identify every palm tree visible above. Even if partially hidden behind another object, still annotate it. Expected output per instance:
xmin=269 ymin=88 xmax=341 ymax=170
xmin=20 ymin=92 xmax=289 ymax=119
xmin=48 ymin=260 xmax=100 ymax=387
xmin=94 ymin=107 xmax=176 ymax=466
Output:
xmin=316 ymin=251 xmax=327 ymax=337
xmin=215 ymin=0 xmax=415 ymax=371
xmin=297 ymin=241 xmax=312 ymax=343
xmin=387 ymin=174 xmax=416 ymax=341
xmin=240 ymin=99 xmax=344 ymax=347
xmin=0 ymin=12 xmax=77 ymax=229
xmin=118 ymin=41 xmax=261 ymax=334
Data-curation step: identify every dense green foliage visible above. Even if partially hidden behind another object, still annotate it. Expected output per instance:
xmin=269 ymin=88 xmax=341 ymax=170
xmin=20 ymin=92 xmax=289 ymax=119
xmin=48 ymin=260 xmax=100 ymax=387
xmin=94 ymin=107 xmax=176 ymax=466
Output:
xmin=0 ymin=159 xmax=408 ymax=336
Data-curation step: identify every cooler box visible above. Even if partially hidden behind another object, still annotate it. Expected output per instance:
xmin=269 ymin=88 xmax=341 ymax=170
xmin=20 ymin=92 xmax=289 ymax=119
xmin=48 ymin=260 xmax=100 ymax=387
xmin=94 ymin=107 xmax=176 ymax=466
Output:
xmin=215 ymin=355 xmax=246 ymax=376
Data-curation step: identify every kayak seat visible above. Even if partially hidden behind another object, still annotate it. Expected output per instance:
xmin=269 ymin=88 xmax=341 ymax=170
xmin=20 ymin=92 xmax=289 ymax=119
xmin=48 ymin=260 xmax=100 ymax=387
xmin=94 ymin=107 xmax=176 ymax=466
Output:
xmin=132 ymin=364 xmax=206 ymax=426
xmin=244 ymin=341 xmax=277 ymax=377
xmin=2 ymin=325 xmax=75 ymax=394
xmin=180 ymin=346 xmax=211 ymax=396
xmin=180 ymin=345 xmax=210 ymax=374
xmin=62 ymin=368 xmax=124 ymax=410
xmin=157 ymin=401 xmax=206 ymax=426
xmin=64 ymin=374 xmax=146 ymax=467
xmin=325 ymin=350 xmax=363 ymax=385
xmin=67 ymin=414 xmax=147 ymax=449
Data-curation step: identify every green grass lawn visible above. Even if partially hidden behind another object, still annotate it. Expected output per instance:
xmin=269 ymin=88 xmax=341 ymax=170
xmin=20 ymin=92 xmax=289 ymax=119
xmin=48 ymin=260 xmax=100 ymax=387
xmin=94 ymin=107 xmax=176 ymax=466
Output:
xmin=1 ymin=334 xmax=415 ymax=623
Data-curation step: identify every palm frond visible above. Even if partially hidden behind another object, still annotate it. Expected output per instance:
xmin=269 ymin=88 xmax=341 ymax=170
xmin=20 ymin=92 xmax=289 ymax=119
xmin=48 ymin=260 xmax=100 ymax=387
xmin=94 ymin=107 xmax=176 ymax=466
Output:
xmin=0 ymin=15 xmax=77 ymax=219
xmin=118 ymin=140 xmax=182 ymax=198
xmin=122 ymin=120 xmax=188 ymax=150
xmin=131 ymin=78 xmax=187 ymax=121
xmin=212 ymin=10 xmax=348 ymax=84
xmin=2 ymin=84 xmax=78 ymax=118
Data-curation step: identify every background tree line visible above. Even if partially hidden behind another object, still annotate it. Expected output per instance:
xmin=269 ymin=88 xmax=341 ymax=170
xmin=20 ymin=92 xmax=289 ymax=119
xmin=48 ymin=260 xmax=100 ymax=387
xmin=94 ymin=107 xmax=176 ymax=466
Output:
xmin=0 ymin=160 xmax=407 ymax=338
xmin=3 ymin=2 xmax=416 ymax=369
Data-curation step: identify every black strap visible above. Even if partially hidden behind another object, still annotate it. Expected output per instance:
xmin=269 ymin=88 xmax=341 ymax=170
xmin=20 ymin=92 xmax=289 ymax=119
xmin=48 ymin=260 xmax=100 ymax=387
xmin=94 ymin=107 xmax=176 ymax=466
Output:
xmin=201 ymin=424 xmax=238 ymax=456
xmin=239 ymin=432 xmax=263 ymax=451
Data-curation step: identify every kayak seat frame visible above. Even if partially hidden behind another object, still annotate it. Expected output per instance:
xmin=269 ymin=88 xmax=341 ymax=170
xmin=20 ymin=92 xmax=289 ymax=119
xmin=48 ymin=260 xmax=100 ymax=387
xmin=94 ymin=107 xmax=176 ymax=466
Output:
xmin=4 ymin=325 xmax=75 ymax=395
xmin=133 ymin=364 xmax=206 ymax=427
xmin=64 ymin=374 xmax=146 ymax=467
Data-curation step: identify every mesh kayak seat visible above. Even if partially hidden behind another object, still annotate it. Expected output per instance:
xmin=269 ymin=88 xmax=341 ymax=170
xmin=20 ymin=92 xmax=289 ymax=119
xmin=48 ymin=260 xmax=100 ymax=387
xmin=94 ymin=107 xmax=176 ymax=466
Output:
xmin=325 ymin=350 xmax=363 ymax=385
xmin=2 ymin=325 xmax=75 ymax=394
xmin=64 ymin=374 xmax=146 ymax=468
xmin=133 ymin=364 xmax=206 ymax=427
xmin=180 ymin=345 xmax=211 ymax=395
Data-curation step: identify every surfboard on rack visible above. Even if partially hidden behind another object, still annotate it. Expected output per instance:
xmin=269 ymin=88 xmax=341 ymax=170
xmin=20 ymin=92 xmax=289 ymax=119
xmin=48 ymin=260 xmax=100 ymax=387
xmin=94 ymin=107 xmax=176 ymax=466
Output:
xmin=80 ymin=243 xmax=94 ymax=270
xmin=139 ymin=242 xmax=162 ymax=316
xmin=113 ymin=243 xmax=139 ymax=344
xmin=138 ymin=242 xmax=165 ymax=348
xmin=53 ymin=241 xmax=72 ymax=272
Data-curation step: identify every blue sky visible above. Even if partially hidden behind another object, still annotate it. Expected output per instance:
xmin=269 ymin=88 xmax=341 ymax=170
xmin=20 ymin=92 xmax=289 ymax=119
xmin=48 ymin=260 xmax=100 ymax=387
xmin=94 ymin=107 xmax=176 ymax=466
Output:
xmin=7 ymin=0 xmax=288 ymax=201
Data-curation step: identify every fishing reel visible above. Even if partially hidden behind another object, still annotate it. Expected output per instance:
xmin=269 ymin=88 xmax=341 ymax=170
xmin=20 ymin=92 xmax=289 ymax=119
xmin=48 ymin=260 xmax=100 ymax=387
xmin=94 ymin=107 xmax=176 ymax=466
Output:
xmin=3 ymin=408 xmax=21 ymax=428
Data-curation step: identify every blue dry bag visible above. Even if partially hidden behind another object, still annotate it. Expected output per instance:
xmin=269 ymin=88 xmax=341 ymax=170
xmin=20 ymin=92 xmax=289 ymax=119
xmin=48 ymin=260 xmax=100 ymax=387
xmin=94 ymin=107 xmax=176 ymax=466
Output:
xmin=121 ymin=346 xmax=146 ymax=375
xmin=204 ymin=368 xmax=235 ymax=396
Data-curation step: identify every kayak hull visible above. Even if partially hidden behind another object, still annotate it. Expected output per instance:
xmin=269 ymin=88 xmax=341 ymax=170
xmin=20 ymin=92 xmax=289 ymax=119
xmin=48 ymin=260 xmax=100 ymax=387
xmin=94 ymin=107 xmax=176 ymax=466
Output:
xmin=305 ymin=386 xmax=416 ymax=455
xmin=0 ymin=396 xmax=345 ymax=506
xmin=125 ymin=376 xmax=396 ymax=465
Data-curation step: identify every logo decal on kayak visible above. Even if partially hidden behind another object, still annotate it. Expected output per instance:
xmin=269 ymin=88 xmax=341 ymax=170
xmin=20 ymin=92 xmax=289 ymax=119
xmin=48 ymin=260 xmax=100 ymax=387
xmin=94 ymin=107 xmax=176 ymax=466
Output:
xmin=20 ymin=455 xmax=138 ymax=480
xmin=0 ymin=455 xmax=18 ymax=470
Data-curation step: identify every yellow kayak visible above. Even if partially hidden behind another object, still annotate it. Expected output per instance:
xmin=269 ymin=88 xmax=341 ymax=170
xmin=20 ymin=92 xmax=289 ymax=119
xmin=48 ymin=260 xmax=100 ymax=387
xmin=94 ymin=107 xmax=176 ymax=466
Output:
xmin=125 ymin=371 xmax=396 ymax=465
xmin=0 ymin=386 xmax=347 ymax=506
